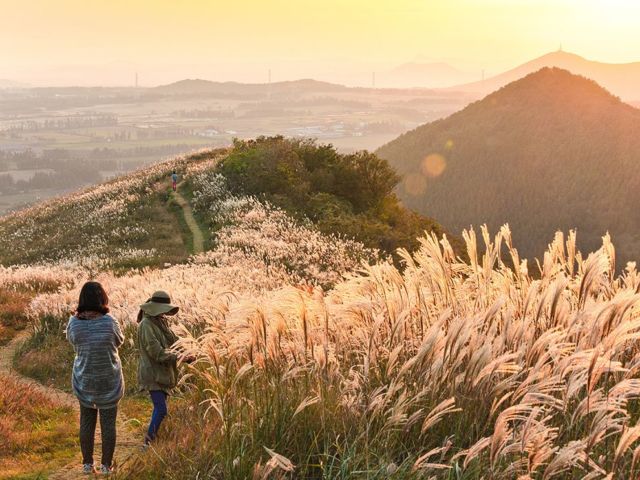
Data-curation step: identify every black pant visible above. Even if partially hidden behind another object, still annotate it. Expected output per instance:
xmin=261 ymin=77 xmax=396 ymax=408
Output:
xmin=79 ymin=404 xmax=118 ymax=467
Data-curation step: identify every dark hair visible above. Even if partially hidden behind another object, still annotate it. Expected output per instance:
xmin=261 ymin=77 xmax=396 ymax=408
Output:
xmin=136 ymin=297 xmax=153 ymax=323
xmin=77 ymin=281 xmax=109 ymax=315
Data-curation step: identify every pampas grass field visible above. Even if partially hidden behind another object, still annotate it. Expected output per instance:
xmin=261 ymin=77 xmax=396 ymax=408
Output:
xmin=8 ymin=224 xmax=640 ymax=479
xmin=3 ymin=147 xmax=640 ymax=478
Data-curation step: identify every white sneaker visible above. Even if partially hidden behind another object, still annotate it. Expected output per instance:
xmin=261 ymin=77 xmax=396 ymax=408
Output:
xmin=99 ymin=464 xmax=112 ymax=475
xmin=82 ymin=464 xmax=95 ymax=474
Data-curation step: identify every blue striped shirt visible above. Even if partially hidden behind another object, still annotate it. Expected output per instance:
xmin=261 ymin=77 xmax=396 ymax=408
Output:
xmin=66 ymin=314 xmax=125 ymax=409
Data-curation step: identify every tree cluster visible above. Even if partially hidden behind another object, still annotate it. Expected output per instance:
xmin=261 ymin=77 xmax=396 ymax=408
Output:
xmin=216 ymin=136 xmax=455 ymax=255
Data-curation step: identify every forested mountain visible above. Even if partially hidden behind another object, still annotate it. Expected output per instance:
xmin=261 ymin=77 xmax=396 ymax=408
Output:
xmin=377 ymin=67 xmax=640 ymax=266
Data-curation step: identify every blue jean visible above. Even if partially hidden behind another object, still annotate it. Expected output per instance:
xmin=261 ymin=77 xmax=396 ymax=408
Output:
xmin=146 ymin=390 xmax=168 ymax=443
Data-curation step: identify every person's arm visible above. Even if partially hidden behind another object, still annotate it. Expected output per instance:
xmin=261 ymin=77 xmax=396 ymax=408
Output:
xmin=66 ymin=317 xmax=76 ymax=345
xmin=139 ymin=321 xmax=177 ymax=364
xmin=112 ymin=318 xmax=124 ymax=348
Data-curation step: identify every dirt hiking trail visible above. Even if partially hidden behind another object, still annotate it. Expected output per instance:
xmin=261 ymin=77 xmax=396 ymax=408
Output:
xmin=0 ymin=331 xmax=141 ymax=479
xmin=173 ymin=190 xmax=204 ymax=254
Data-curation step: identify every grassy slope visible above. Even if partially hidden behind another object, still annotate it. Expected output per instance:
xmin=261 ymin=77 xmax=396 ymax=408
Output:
xmin=0 ymin=171 xmax=206 ymax=345
xmin=0 ymin=148 xmax=226 ymax=269
xmin=110 ymin=188 xmax=190 ymax=271
xmin=0 ymin=186 xmax=187 ymax=270
xmin=0 ymin=140 xmax=455 ymax=268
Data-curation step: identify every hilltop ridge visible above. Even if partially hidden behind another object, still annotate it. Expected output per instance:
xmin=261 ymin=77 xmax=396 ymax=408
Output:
xmin=154 ymin=78 xmax=348 ymax=96
xmin=0 ymin=150 xmax=221 ymax=268
xmin=0 ymin=139 xmax=457 ymax=271
xmin=451 ymin=50 xmax=640 ymax=100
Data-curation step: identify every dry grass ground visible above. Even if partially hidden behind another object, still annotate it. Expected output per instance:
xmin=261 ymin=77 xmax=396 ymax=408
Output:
xmin=0 ymin=277 xmax=66 ymax=346
xmin=0 ymin=368 xmax=77 ymax=479
xmin=0 ymin=287 xmax=31 ymax=345
xmin=13 ymin=330 xmax=75 ymax=389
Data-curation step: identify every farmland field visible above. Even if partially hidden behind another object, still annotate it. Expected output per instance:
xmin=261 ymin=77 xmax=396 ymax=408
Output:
xmin=0 ymin=83 xmax=472 ymax=213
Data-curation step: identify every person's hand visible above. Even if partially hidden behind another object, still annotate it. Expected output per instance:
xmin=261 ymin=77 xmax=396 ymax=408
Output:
xmin=182 ymin=354 xmax=197 ymax=364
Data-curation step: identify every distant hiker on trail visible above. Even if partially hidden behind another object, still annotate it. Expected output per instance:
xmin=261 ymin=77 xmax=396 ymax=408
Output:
xmin=66 ymin=281 xmax=124 ymax=475
xmin=136 ymin=291 xmax=193 ymax=445
xmin=171 ymin=171 xmax=178 ymax=192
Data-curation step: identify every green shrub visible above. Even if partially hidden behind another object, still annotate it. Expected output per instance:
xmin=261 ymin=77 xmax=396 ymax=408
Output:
xmin=214 ymin=136 xmax=459 ymax=258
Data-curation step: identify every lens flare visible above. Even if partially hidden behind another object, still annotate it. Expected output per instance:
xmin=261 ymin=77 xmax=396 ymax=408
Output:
xmin=421 ymin=153 xmax=447 ymax=178
xmin=403 ymin=173 xmax=427 ymax=196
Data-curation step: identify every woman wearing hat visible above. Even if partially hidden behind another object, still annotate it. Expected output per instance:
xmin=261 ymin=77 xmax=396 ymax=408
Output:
xmin=137 ymin=290 xmax=181 ymax=444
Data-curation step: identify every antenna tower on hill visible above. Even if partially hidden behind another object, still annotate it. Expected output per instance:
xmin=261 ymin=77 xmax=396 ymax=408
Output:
xmin=267 ymin=69 xmax=272 ymax=100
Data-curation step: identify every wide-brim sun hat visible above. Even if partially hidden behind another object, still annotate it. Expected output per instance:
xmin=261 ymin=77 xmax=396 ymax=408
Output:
xmin=140 ymin=290 xmax=179 ymax=317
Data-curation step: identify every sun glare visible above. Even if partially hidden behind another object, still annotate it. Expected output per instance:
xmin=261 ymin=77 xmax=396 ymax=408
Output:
xmin=421 ymin=154 xmax=447 ymax=178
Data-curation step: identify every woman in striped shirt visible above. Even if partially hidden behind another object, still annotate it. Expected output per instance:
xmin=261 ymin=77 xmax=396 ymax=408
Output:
xmin=66 ymin=281 xmax=124 ymax=475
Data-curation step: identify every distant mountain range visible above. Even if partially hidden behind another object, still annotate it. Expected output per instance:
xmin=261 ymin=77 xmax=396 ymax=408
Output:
xmin=450 ymin=50 xmax=640 ymax=101
xmin=377 ymin=67 xmax=640 ymax=265
xmin=154 ymin=78 xmax=349 ymax=96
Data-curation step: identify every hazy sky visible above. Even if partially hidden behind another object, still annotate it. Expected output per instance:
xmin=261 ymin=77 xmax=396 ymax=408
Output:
xmin=1 ymin=0 xmax=639 ymax=86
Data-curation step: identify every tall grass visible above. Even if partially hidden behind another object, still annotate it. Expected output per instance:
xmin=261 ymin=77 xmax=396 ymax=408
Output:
xmin=8 ymin=220 xmax=640 ymax=477
xmin=122 ymin=226 xmax=640 ymax=478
